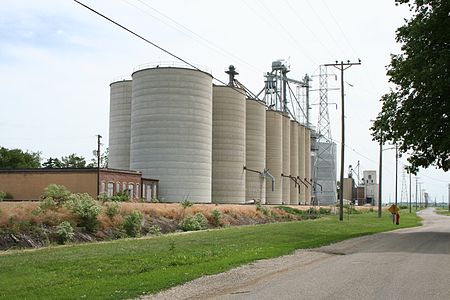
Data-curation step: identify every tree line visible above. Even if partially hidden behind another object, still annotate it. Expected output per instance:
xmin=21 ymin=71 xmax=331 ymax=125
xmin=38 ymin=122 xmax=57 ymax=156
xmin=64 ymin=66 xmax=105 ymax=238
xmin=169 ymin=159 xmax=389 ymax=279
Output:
xmin=0 ymin=147 xmax=108 ymax=169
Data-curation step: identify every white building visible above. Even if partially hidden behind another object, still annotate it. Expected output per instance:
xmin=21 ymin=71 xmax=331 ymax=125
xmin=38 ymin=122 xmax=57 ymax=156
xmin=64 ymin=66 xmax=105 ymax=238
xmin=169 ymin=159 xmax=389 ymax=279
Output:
xmin=362 ymin=170 xmax=379 ymax=206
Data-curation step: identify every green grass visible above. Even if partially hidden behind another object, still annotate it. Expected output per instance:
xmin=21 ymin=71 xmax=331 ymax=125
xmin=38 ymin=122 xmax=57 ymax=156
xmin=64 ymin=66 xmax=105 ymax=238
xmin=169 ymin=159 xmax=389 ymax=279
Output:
xmin=435 ymin=207 xmax=450 ymax=216
xmin=0 ymin=210 xmax=421 ymax=300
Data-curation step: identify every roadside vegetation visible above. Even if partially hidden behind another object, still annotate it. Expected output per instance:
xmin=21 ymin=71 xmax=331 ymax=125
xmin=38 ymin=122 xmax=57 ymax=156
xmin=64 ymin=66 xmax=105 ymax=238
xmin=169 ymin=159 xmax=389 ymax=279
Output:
xmin=435 ymin=207 xmax=450 ymax=216
xmin=0 ymin=209 xmax=421 ymax=300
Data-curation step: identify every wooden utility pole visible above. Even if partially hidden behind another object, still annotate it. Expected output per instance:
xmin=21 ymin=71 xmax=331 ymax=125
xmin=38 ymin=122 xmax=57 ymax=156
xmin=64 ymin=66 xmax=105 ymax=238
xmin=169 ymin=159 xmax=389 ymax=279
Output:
xmin=324 ymin=60 xmax=361 ymax=221
xmin=97 ymin=134 xmax=102 ymax=197
xmin=378 ymin=133 xmax=383 ymax=218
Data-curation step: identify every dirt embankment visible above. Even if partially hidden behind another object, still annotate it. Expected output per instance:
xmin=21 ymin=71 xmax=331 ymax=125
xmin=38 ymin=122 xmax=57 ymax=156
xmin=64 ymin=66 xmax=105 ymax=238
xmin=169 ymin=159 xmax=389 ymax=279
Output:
xmin=0 ymin=202 xmax=331 ymax=251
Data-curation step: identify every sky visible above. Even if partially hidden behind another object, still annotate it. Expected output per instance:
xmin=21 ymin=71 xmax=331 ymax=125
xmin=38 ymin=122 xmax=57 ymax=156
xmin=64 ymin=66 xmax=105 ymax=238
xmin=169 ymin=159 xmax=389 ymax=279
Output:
xmin=1 ymin=0 xmax=449 ymax=204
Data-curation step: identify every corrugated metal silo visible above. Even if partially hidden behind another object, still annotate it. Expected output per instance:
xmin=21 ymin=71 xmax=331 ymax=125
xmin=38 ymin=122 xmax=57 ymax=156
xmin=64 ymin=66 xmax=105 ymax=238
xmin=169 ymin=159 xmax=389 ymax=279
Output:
xmin=289 ymin=121 xmax=298 ymax=205
xmin=130 ymin=67 xmax=213 ymax=203
xmin=212 ymin=85 xmax=246 ymax=204
xmin=304 ymin=127 xmax=312 ymax=204
xmin=298 ymin=124 xmax=306 ymax=204
xmin=246 ymin=99 xmax=266 ymax=204
xmin=266 ymin=110 xmax=283 ymax=204
xmin=282 ymin=114 xmax=290 ymax=204
xmin=109 ymin=80 xmax=132 ymax=170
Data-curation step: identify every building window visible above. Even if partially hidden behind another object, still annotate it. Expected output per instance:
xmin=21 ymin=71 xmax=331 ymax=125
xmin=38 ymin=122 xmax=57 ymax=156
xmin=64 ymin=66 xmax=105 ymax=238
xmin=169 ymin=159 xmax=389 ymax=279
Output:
xmin=101 ymin=181 xmax=106 ymax=193
xmin=123 ymin=182 xmax=127 ymax=192
xmin=107 ymin=182 xmax=114 ymax=197
xmin=116 ymin=182 xmax=121 ymax=194
xmin=136 ymin=184 xmax=140 ymax=199
xmin=128 ymin=183 xmax=134 ymax=199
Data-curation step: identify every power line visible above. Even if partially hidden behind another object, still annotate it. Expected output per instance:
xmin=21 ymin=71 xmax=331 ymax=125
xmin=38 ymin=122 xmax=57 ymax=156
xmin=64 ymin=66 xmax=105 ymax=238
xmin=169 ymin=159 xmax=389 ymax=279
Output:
xmin=73 ymin=0 xmax=253 ymax=99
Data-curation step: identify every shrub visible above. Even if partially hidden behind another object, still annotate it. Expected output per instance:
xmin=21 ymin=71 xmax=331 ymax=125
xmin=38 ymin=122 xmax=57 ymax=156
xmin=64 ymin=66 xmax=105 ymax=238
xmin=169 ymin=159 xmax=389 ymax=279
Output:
xmin=211 ymin=209 xmax=222 ymax=226
xmin=0 ymin=191 xmax=13 ymax=201
xmin=123 ymin=211 xmax=144 ymax=237
xmin=104 ymin=202 xmax=120 ymax=219
xmin=39 ymin=197 xmax=58 ymax=211
xmin=56 ymin=221 xmax=74 ymax=244
xmin=42 ymin=184 xmax=71 ymax=205
xmin=150 ymin=198 xmax=159 ymax=203
xmin=179 ymin=213 xmax=208 ymax=231
xmin=255 ymin=203 xmax=270 ymax=216
xmin=180 ymin=197 xmax=193 ymax=209
xmin=319 ymin=207 xmax=331 ymax=215
xmin=67 ymin=193 xmax=101 ymax=233
xmin=110 ymin=192 xmax=130 ymax=202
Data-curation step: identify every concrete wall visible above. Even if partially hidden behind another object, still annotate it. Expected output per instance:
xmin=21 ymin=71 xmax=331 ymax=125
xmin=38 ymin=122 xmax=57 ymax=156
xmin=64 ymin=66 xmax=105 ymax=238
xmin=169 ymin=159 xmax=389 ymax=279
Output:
xmin=109 ymin=80 xmax=132 ymax=170
xmin=130 ymin=67 xmax=213 ymax=203
xmin=212 ymin=86 xmax=246 ymax=204
xmin=245 ymin=99 xmax=266 ymax=204
xmin=281 ymin=115 xmax=290 ymax=204
xmin=289 ymin=121 xmax=299 ymax=205
xmin=266 ymin=110 xmax=283 ymax=204
xmin=298 ymin=125 xmax=306 ymax=204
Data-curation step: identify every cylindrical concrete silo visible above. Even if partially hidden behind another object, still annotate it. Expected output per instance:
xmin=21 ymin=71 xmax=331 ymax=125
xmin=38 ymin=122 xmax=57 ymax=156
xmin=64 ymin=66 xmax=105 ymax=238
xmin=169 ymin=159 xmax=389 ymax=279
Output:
xmin=304 ymin=127 xmax=312 ymax=204
xmin=130 ymin=67 xmax=213 ymax=203
xmin=266 ymin=110 xmax=283 ymax=204
xmin=298 ymin=124 xmax=306 ymax=204
xmin=246 ymin=99 xmax=266 ymax=204
xmin=282 ymin=114 xmax=290 ymax=204
xmin=289 ymin=121 xmax=299 ymax=205
xmin=212 ymin=85 xmax=246 ymax=204
xmin=109 ymin=80 xmax=132 ymax=170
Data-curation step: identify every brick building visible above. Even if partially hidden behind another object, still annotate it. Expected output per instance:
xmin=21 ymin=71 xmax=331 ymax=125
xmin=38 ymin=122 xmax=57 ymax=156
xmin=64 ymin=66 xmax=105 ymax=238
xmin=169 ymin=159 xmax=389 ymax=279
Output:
xmin=0 ymin=168 xmax=158 ymax=201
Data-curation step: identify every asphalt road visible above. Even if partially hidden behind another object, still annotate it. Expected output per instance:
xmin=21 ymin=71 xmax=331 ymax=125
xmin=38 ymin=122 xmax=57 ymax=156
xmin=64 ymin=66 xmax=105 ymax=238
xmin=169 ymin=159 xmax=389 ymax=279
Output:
xmin=146 ymin=208 xmax=450 ymax=300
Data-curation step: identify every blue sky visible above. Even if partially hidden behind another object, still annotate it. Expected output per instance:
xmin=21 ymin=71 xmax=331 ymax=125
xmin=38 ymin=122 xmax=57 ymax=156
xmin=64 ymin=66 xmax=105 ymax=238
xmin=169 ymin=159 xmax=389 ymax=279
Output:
xmin=0 ymin=0 xmax=448 ymax=202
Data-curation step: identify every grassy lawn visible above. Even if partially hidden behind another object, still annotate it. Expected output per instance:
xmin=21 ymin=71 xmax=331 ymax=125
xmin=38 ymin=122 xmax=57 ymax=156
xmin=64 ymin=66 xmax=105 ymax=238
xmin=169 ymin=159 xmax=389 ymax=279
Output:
xmin=435 ymin=207 xmax=450 ymax=216
xmin=0 ymin=210 xmax=421 ymax=300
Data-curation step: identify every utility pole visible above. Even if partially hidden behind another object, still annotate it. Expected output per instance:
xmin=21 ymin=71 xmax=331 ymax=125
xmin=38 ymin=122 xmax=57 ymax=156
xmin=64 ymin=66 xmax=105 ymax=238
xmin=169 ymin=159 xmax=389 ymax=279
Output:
xmin=419 ymin=183 xmax=422 ymax=208
xmin=378 ymin=132 xmax=383 ymax=218
xmin=448 ymin=183 xmax=450 ymax=212
xmin=395 ymin=144 xmax=398 ymax=206
xmin=415 ymin=177 xmax=419 ymax=209
xmin=409 ymin=169 xmax=412 ymax=213
xmin=324 ymin=60 xmax=361 ymax=221
xmin=97 ymin=134 xmax=102 ymax=197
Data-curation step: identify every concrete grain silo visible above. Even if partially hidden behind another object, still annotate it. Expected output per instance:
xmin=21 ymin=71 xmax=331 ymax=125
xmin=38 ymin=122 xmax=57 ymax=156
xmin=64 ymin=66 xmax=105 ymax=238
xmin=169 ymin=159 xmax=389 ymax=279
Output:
xmin=212 ymin=85 xmax=246 ymax=204
xmin=109 ymin=80 xmax=132 ymax=170
xmin=298 ymin=124 xmax=306 ymax=204
xmin=245 ymin=99 xmax=266 ymax=204
xmin=266 ymin=110 xmax=283 ymax=204
xmin=130 ymin=67 xmax=213 ymax=203
xmin=282 ymin=114 xmax=290 ymax=204
xmin=304 ymin=127 xmax=312 ymax=204
xmin=289 ymin=121 xmax=298 ymax=205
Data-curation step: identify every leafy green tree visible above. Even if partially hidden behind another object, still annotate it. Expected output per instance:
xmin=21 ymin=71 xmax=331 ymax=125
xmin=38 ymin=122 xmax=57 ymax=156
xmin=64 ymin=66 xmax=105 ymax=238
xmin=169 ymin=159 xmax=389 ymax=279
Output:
xmin=0 ymin=147 xmax=41 ymax=168
xmin=42 ymin=157 xmax=63 ymax=168
xmin=61 ymin=154 xmax=87 ymax=168
xmin=88 ymin=147 xmax=108 ymax=168
xmin=371 ymin=0 xmax=450 ymax=171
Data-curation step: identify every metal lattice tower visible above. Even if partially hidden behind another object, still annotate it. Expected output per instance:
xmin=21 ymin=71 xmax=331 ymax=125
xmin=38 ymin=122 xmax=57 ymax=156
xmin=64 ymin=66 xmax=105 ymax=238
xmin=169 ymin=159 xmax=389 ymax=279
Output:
xmin=313 ymin=65 xmax=337 ymax=205
xmin=400 ymin=167 xmax=408 ymax=203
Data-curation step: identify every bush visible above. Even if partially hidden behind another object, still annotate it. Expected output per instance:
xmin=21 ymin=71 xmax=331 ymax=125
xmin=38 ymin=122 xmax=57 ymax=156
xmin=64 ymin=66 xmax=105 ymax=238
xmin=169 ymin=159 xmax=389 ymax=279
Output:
xmin=180 ymin=197 xmax=193 ymax=209
xmin=123 ymin=211 xmax=144 ymax=237
xmin=0 ymin=191 xmax=13 ymax=201
xmin=179 ymin=213 xmax=208 ymax=231
xmin=39 ymin=197 xmax=58 ymax=211
xmin=42 ymin=184 xmax=71 ymax=205
xmin=319 ymin=207 xmax=331 ymax=215
xmin=66 ymin=193 xmax=101 ymax=233
xmin=104 ymin=202 xmax=120 ymax=219
xmin=56 ymin=221 xmax=74 ymax=244
xmin=211 ymin=209 xmax=222 ymax=226
xmin=110 ymin=192 xmax=130 ymax=202
xmin=256 ymin=203 xmax=270 ymax=216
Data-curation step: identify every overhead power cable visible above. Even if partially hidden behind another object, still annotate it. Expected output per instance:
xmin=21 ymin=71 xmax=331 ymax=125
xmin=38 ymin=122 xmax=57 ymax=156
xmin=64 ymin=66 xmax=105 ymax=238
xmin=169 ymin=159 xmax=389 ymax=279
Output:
xmin=73 ymin=0 xmax=256 ymax=100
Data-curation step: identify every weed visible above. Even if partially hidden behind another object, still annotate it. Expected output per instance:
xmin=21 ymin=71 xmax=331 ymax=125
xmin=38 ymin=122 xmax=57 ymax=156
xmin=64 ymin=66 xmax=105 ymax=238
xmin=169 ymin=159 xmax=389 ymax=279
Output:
xmin=104 ymin=202 xmax=120 ymax=219
xmin=67 ymin=193 xmax=101 ymax=233
xmin=211 ymin=209 xmax=222 ymax=226
xmin=180 ymin=197 xmax=193 ymax=209
xmin=123 ymin=211 xmax=143 ymax=237
xmin=255 ymin=203 xmax=270 ymax=216
xmin=56 ymin=221 xmax=74 ymax=244
xmin=0 ymin=191 xmax=13 ymax=201
xmin=147 ymin=225 xmax=161 ymax=236
xmin=41 ymin=184 xmax=71 ymax=205
xmin=179 ymin=213 xmax=208 ymax=231
xmin=39 ymin=197 xmax=58 ymax=211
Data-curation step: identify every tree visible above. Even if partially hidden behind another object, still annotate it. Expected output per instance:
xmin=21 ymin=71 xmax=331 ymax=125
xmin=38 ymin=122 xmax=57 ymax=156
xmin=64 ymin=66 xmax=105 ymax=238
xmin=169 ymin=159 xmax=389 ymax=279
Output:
xmin=42 ymin=157 xmax=63 ymax=168
xmin=371 ymin=0 xmax=450 ymax=172
xmin=88 ymin=147 xmax=109 ymax=168
xmin=43 ymin=154 xmax=89 ymax=168
xmin=0 ymin=147 xmax=41 ymax=168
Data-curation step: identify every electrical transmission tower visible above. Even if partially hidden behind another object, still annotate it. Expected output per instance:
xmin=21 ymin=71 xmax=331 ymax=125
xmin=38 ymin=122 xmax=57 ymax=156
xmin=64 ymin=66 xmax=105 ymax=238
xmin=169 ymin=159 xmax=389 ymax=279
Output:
xmin=313 ymin=65 xmax=337 ymax=205
xmin=400 ymin=166 xmax=408 ymax=204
